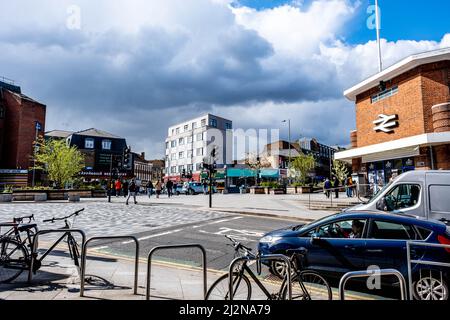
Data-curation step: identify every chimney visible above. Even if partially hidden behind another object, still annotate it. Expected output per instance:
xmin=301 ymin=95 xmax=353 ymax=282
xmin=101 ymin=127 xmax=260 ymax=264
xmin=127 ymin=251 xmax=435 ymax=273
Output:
xmin=141 ymin=152 xmax=145 ymax=159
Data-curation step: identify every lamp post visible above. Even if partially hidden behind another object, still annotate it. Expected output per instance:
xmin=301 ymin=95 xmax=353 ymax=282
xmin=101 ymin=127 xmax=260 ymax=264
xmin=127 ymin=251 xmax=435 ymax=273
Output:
xmin=375 ymin=0 xmax=383 ymax=72
xmin=32 ymin=121 xmax=41 ymax=188
xmin=282 ymin=119 xmax=291 ymax=183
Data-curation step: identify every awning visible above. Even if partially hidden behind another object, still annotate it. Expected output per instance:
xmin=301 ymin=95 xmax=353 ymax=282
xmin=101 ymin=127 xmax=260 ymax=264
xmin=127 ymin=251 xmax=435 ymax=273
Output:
xmin=226 ymin=168 xmax=257 ymax=178
xmin=335 ymin=132 xmax=450 ymax=162
xmin=259 ymin=168 xmax=280 ymax=178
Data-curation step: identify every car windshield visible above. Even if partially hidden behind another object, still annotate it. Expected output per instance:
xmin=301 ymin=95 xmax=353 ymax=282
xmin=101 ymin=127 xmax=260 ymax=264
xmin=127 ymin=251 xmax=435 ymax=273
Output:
xmin=365 ymin=180 xmax=394 ymax=204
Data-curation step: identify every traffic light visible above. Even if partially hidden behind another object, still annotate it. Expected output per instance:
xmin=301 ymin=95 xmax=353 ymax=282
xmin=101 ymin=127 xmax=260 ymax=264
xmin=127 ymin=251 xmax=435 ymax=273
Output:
xmin=123 ymin=146 xmax=132 ymax=170
xmin=182 ymin=169 xmax=186 ymax=178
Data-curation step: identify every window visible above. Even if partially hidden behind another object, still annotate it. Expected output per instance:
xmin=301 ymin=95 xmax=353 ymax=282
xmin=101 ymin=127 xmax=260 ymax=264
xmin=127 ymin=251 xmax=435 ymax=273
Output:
xmin=381 ymin=184 xmax=421 ymax=211
xmin=187 ymin=164 xmax=193 ymax=172
xmin=187 ymin=136 xmax=193 ymax=144
xmin=317 ymin=219 xmax=366 ymax=239
xmin=85 ymin=138 xmax=94 ymax=149
xmin=102 ymin=140 xmax=111 ymax=150
xmin=196 ymin=148 xmax=203 ymax=156
xmin=210 ymin=118 xmax=217 ymax=127
xmin=184 ymin=125 xmax=189 ymax=131
xmin=368 ymin=221 xmax=417 ymax=240
xmin=179 ymin=165 xmax=185 ymax=173
xmin=187 ymin=150 xmax=193 ymax=158
xmin=429 ymin=185 xmax=450 ymax=213
xmin=179 ymin=138 xmax=184 ymax=145
xmin=165 ymin=142 xmax=169 ymax=149
xmin=176 ymin=127 xmax=180 ymax=134
xmin=171 ymin=129 xmax=175 ymax=136
xmin=171 ymin=166 xmax=177 ymax=174
xmin=171 ymin=140 xmax=176 ymax=148
xmin=416 ymin=227 xmax=432 ymax=240
xmin=196 ymin=133 xmax=203 ymax=141
xmin=195 ymin=163 xmax=202 ymax=171
xmin=201 ymin=119 xmax=206 ymax=127
xmin=179 ymin=151 xmax=184 ymax=159
xmin=371 ymin=86 xmax=399 ymax=103
xmin=225 ymin=122 xmax=232 ymax=130
xmin=171 ymin=153 xmax=177 ymax=160
xmin=192 ymin=122 xmax=197 ymax=129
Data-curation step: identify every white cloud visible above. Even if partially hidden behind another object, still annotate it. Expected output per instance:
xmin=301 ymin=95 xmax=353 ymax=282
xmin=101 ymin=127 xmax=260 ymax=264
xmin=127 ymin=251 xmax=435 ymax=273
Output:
xmin=0 ymin=0 xmax=449 ymax=158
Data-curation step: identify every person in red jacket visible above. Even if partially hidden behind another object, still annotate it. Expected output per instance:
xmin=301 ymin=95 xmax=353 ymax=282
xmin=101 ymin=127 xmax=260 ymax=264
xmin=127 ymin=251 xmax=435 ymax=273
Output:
xmin=115 ymin=180 xmax=122 ymax=197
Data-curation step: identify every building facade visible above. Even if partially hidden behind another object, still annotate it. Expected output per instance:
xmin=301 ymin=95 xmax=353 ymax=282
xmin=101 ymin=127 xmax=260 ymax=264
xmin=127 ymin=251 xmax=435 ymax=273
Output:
xmin=133 ymin=152 xmax=153 ymax=185
xmin=165 ymin=114 xmax=232 ymax=182
xmin=335 ymin=48 xmax=450 ymax=185
xmin=0 ymin=79 xmax=46 ymax=188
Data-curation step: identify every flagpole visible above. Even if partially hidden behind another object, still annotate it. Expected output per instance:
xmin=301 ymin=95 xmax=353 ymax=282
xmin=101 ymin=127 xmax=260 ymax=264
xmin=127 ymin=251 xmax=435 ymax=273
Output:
xmin=375 ymin=0 xmax=383 ymax=72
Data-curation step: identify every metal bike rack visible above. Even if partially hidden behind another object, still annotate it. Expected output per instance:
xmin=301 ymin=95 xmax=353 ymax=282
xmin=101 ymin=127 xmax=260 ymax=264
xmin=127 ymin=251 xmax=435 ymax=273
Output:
xmin=228 ymin=254 xmax=292 ymax=300
xmin=80 ymin=236 xmax=139 ymax=297
xmin=338 ymin=269 xmax=407 ymax=300
xmin=28 ymin=229 xmax=86 ymax=282
xmin=406 ymin=241 xmax=450 ymax=300
xmin=146 ymin=244 xmax=207 ymax=300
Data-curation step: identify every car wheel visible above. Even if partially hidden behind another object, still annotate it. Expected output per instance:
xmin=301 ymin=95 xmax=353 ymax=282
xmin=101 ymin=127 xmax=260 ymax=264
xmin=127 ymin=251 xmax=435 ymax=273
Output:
xmin=270 ymin=261 xmax=287 ymax=279
xmin=413 ymin=272 xmax=449 ymax=300
xmin=189 ymin=189 xmax=195 ymax=195
xmin=176 ymin=191 xmax=180 ymax=196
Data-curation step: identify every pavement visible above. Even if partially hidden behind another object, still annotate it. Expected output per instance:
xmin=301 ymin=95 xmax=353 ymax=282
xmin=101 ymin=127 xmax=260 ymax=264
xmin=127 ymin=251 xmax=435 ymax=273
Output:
xmin=0 ymin=244 xmax=386 ymax=301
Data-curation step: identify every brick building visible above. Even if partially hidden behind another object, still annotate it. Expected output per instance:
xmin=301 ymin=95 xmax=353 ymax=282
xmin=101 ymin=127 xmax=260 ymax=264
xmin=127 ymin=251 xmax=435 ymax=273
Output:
xmin=335 ymin=48 xmax=450 ymax=185
xmin=0 ymin=79 xmax=46 ymax=187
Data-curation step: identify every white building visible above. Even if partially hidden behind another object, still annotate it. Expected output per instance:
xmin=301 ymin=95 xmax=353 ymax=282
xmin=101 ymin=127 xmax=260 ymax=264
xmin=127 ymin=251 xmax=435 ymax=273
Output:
xmin=165 ymin=114 xmax=233 ymax=181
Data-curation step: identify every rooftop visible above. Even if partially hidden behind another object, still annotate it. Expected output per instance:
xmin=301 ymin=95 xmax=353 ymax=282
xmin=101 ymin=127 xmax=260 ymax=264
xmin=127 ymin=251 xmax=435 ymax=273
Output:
xmin=73 ymin=128 xmax=123 ymax=139
xmin=45 ymin=130 xmax=74 ymax=139
xmin=344 ymin=47 xmax=450 ymax=101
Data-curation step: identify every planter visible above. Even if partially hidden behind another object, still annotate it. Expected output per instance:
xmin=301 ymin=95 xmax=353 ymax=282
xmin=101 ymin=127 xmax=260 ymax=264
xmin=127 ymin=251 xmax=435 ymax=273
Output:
xmin=286 ymin=186 xmax=297 ymax=194
xmin=91 ymin=190 xmax=107 ymax=198
xmin=297 ymin=186 xmax=313 ymax=194
xmin=249 ymin=187 xmax=265 ymax=195
xmin=68 ymin=193 xmax=81 ymax=202
xmin=0 ymin=194 xmax=13 ymax=202
xmin=269 ymin=188 xmax=286 ymax=195
xmin=34 ymin=194 xmax=47 ymax=202
xmin=47 ymin=191 xmax=68 ymax=201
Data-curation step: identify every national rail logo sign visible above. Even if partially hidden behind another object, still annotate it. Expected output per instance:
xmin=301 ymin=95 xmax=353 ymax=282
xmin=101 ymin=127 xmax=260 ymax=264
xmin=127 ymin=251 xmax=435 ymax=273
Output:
xmin=373 ymin=114 xmax=399 ymax=133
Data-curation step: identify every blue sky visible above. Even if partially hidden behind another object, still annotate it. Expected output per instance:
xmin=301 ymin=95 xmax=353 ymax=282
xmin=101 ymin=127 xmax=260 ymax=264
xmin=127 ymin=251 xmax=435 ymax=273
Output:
xmin=238 ymin=0 xmax=450 ymax=43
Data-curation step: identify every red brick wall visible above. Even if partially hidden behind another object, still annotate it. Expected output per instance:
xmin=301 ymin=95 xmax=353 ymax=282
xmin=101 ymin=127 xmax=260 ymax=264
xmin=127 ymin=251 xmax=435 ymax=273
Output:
xmin=354 ymin=61 xmax=450 ymax=148
xmin=1 ymin=90 xmax=46 ymax=170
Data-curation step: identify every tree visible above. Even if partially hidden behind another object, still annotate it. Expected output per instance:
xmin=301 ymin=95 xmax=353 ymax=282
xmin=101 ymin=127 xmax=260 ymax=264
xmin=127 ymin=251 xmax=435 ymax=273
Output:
xmin=332 ymin=159 xmax=349 ymax=183
xmin=290 ymin=153 xmax=316 ymax=185
xmin=244 ymin=153 xmax=272 ymax=185
xmin=32 ymin=138 xmax=85 ymax=188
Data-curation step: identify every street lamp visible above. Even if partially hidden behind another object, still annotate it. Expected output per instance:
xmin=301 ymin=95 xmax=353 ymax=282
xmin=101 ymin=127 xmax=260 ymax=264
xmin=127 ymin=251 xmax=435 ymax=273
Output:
xmin=282 ymin=119 xmax=291 ymax=182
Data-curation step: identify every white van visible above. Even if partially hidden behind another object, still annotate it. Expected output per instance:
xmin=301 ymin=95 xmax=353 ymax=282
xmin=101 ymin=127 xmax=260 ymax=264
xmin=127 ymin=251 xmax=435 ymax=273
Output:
xmin=345 ymin=170 xmax=450 ymax=224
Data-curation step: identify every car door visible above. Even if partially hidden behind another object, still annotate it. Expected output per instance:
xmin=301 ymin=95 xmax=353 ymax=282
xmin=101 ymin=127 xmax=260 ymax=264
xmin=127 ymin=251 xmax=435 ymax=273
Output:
xmin=365 ymin=219 xmax=419 ymax=273
xmin=304 ymin=218 xmax=368 ymax=279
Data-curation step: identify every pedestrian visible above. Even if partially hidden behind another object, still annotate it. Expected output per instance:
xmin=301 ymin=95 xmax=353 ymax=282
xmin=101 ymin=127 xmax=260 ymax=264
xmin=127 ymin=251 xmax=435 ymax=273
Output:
xmin=203 ymin=180 xmax=208 ymax=195
xmin=122 ymin=180 xmax=129 ymax=198
xmin=166 ymin=180 xmax=174 ymax=198
xmin=136 ymin=179 xmax=142 ymax=196
xmin=323 ymin=178 xmax=332 ymax=199
xmin=345 ymin=176 xmax=353 ymax=198
xmin=333 ymin=177 xmax=340 ymax=199
xmin=126 ymin=179 xmax=138 ymax=205
xmin=155 ymin=180 xmax=162 ymax=198
xmin=115 ymin=179 xmax=122 ymax=197
xmin=147 ymin=180 xmax=154 ymax=198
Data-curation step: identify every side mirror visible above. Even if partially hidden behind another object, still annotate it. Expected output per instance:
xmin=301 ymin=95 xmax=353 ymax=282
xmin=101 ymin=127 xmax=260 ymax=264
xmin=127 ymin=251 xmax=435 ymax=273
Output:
xmin=376 ymin=197 xmax=387 ymax=211
xmin=310 ymin=232 xmax=321 ymax=245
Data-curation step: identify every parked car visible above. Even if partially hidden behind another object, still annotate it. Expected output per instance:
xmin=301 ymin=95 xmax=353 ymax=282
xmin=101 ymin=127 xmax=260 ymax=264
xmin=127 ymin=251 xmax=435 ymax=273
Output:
xmin=346 ymin=170 xmax=450 ymax=225
xmin=174 ymin=184 xmax=184 ymax=195
xmin=258 ymin=211 xmax=450 ymax=300
xmin=181 ymin=182 xmax=217 ymax=195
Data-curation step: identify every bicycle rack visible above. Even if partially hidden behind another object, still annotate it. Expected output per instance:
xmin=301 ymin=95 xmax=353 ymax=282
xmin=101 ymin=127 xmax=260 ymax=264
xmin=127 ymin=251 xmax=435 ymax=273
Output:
xmin=406 ymin=241 xmax=450 ymax=300
xmin=146 ymin=244 xmax=207 ymax=300
xmin=80 ymin=236 xmax=139 ymax=297
xmin=338 ymin=269 xmax=407 ymax=300
xmin=228 ymin=254 xmax=292 ymax=300
xmin=28 ymin=229 xmax=86 ymax=283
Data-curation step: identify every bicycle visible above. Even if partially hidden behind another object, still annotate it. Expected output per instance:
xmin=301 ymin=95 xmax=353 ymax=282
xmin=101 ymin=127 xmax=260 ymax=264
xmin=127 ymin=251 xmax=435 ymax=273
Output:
xmin=206 ymin=235 xmax=332 ymax=300
xmin=0 ymin=208 xmax=85 ymax=284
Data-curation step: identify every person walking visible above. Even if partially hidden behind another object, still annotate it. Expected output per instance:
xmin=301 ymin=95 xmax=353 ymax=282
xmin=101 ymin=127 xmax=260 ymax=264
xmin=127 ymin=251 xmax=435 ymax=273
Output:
xmin=115 ymin=179 xmax=122 ymax=197
xmin=345 ymin=176 xmax=353 ymax=198
xmin=126 ymin=179 xmax=138 ymax=205
xmin=166 ymin=180 xmax=174 ymax=198
xmin=324 ymin=178 xmax=332 ymax=199
xmin=155 ymin=180 xmax=162 ymax=199
xmin=333 ymin=177 xmax=340 ymax=199
xmin=203 ymin=180 xmax=208 ymax=195
xmin=122 ymin=180 xmax=129 ymax=198
xmin=147 ymin=180 xmax=154 ymax=198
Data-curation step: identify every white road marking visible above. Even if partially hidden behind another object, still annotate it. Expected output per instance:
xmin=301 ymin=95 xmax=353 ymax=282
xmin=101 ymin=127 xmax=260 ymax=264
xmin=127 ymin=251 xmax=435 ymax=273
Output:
xmin=121 ymin=229 xmax=184 ymax=244
xmin=192 ymin=216 xmax=243 ymax=229
xmin=90 ymin=246 xmax=109 ymax=250
xmin=197 ymin=227 xmax=265 ymax=242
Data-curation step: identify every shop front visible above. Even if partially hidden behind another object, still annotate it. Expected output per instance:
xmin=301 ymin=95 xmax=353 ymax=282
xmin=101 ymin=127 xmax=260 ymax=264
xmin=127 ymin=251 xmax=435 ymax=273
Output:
xmin=335 ymin=49 xmax=450 ymax=184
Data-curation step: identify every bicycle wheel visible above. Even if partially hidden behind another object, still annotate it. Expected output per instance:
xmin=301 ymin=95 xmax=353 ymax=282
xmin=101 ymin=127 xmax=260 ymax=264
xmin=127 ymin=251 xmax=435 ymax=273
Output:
xmin=206 ymin=273 xmax=252 ymax=300
xmin=0 ymin=238 xmax=28 ymax=283
xmin=282 ymin=271 xmax=332 ymax=300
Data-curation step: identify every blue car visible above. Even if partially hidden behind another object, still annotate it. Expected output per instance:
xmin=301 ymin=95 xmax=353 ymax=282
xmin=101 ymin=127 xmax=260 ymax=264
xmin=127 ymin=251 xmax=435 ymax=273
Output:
xmin=258 ymin=211 xmax=450 ymax=300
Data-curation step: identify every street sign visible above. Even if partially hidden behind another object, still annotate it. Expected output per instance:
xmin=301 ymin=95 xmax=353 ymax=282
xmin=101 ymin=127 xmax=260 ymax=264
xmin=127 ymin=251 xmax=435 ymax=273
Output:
xmin=35 ymin=121 xmax=42 ymax=131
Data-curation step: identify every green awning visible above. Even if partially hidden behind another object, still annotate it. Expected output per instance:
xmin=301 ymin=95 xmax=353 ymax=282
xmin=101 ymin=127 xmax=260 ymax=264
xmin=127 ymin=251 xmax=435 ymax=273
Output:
xmin=226 ymin=168 xmax=257 ymax=178
xmin=259 ymin=169 xmax=279 ymax=178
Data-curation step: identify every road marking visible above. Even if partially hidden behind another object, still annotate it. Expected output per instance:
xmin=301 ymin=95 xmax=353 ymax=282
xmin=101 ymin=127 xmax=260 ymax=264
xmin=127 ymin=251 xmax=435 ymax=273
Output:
xmin=121 ymin=229 xmax=184 ymax=244
xmin=91 ymin=246 xmax=109 ymax=250
xmin=192 ymin=216 xmax=244 ymax=229
xmin=198 ymin=227 xmax=264 ymax=241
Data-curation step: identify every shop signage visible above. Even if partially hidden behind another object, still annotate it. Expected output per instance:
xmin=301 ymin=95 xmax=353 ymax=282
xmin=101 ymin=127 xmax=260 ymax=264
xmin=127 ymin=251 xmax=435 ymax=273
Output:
xmin=373 ymin=114 xmax=399 ymax=133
